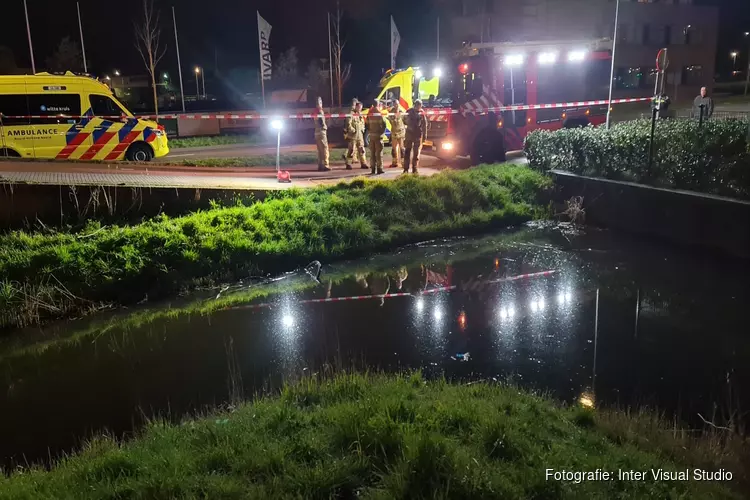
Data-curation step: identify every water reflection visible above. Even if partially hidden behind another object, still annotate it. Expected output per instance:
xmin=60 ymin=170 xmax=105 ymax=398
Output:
xmin=1 ymin=225 xmax=749 ymax=469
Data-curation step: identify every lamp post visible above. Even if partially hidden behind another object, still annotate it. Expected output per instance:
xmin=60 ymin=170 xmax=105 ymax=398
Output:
xmin=271 ymin=118 xmax=283 ymax=172
xmin=194 ymin=67 xmax=201 ymax=98
xmin=745 ymin=32 xmax=750 ymax=96
xmin=731 ymin=51 xmax=739 ymax=71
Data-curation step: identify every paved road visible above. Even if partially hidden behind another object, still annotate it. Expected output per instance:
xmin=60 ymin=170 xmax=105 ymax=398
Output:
xmin=0 ymin=154 xmax=444 ymax=190
xmin=166 ymin=142 xmax=317 ymax=159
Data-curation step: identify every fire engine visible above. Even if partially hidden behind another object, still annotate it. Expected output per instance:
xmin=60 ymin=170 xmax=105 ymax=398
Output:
xmin=368 ymin=38 xmax=613 ymax=164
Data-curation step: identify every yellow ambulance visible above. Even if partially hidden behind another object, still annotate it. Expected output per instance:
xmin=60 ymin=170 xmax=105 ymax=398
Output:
xmin=0 ymin=72 xmax=168 ymax=161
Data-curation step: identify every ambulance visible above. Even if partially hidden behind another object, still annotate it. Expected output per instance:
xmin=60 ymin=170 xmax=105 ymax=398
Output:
xmin=0 ymin=72 xmax=169 ymax=161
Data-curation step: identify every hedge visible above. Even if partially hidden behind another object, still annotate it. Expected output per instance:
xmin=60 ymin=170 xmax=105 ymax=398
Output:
xmin=524 ymin=119 xmax=750 ymax=200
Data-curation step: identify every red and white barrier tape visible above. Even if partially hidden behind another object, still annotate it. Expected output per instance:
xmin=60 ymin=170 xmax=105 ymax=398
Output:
xmin=0 ymin=98 xmax=651 ymax=122
xmin=229 ymin=284 xmax=457 ymax=311
xmin=225 ymin=269 xmax=558 ymax=312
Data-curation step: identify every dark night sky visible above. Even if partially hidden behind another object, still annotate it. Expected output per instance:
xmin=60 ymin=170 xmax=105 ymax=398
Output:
xmin=1 ymin=0 xmax=748 ymax=88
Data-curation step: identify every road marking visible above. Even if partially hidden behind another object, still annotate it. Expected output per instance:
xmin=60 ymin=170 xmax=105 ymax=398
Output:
xmin=167 ymin=153 xmax=196 ymax=158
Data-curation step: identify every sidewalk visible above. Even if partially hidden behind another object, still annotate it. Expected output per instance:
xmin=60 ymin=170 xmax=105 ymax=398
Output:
xmin=0 ymin=157 xmax=441 ymax=190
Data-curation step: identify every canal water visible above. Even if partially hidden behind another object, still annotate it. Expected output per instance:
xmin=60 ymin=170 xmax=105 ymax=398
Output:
xmin=1 ymin=222 xmax=749 ymax=469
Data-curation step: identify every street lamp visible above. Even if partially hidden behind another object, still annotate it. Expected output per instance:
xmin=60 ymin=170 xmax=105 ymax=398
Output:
xmin=731 ymin=51 xmax=739 ymax=71
xmin=270 ymin=118 xmax=283 ymax=172
xmin=114 ymin=69 xmax=120 ymax=76
xmin=194 ymin=67 xmax=201 ymax=98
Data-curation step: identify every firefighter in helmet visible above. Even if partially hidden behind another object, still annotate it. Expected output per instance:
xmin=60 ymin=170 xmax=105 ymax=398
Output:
xmin=388 ymin=103 xmax=406 ymax=169
xmin=404 ymin=99 xmax=428 ymax=174
xmin=344 ymin=98 xmax=368 ymax=170
xmin=365 ymin=101 xmax=386 ymax=175
xmin=314 ymin=96 xmax=330 ymax=172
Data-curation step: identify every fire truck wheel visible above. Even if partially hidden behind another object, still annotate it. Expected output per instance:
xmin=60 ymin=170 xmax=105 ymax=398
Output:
xmin=470 ymin=130 xmax=505 ymax=165
xmin=563 ymin=117 xmax=590 ymax=128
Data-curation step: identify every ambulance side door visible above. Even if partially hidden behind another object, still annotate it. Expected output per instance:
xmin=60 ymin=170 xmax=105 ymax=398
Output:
xmin=26 ymin=88 xmax=88 ymax=160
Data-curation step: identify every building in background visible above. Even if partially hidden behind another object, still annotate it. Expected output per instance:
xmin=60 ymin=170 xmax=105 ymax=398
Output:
xmin=440 ymin=0 xmax=719 ymax=103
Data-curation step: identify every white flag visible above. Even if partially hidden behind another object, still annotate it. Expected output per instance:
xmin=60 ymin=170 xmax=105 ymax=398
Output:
xmin=390 ymin=16 xmax=400 ymax=70
xmin=257 ymin=12 xmax=272 ymax=81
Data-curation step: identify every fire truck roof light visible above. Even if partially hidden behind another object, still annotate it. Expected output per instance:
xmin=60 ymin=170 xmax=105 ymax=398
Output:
xmin=504 ymin=54 xmax=524 ymax=67
xmin=538 ymin=52 xmax=558 ymax=65
xmin=568 ymin=50 xmax=587 ymax=62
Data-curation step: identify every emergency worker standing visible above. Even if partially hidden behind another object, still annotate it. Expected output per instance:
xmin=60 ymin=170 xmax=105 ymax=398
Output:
xmin=365 ymin=102 xmax=386 ymax=175
xmin=404 ymin=99 xmax=428 ymax=174
xmin=314 ymin=96 xmax=330 ymax=172
xmin=388 ymin=104 xmax=405 ymax=169
xmin=344 ymin=99 xmax=368 ymax=170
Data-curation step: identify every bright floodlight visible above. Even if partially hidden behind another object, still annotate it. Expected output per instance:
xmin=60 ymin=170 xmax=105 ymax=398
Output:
xmin=504 ymin=54 xmax=524 ymax=66
xmin=271 ymin=119 xmax=283 ymax=131
xmin=568 ymin=50 xmax=586 ymax=62
xmin=282 ymin=314 xmax=295 ymax=328
xmin=416 ymin=297 xmax=425 ymax=312
xmin=114 ymin=70 xmax=120 ymax=76
xmin=415 ymin=69 xmax=424 ymax=79
xmin=433 ymin=307 xmax=443 ymax=321
xmin=538 ymin=52 xmax=558 ymax=65
xmin=433 ymin=67 xmax=443 ymax=78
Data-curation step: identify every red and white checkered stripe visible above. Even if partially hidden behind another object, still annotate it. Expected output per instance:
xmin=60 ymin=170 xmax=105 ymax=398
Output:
xmin=0 ymin=98 xmax=650 ymax=122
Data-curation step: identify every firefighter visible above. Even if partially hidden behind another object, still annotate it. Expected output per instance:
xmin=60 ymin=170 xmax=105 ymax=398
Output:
xmin=388 ymin=103 xmax=405 ymax=169
xmin=314 ymin=96 xmax=330 ymax=172
xmin=404 ymin=99 xmax=428 ymax=174
xmin=365 ymin=102 xmax=386 ymax=175
xmin=344 ymin=99 xmax=368 ymax=170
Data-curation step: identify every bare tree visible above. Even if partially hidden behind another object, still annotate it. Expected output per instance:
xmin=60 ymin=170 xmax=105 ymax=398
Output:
xmin=134 ymin=0 xmax=166 ymax=119
xmin=331 ymin=1 xmax=346 ymax=108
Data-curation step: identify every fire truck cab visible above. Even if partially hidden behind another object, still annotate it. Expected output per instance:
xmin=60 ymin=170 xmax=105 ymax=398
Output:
xmin=370 ymin=38 xmax=613 ymax=164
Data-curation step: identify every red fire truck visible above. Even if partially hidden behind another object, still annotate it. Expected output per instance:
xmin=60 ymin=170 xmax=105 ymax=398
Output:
xmin=372 ymin=38 xmax=613 ymax=164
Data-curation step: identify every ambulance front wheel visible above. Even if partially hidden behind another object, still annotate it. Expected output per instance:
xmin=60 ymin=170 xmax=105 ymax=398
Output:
xmin=0 ymin=148 xmax=21 ymax=158
xmin=126 ymin=143 xmax=154 ymax=162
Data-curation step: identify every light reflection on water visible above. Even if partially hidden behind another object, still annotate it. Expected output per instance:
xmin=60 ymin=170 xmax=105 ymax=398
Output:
xmin=1 ymin=225 xmax=749 ymax=469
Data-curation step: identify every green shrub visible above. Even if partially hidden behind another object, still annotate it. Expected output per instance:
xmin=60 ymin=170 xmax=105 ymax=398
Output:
xmin=524 ymin=119 xmax=750 ymax=199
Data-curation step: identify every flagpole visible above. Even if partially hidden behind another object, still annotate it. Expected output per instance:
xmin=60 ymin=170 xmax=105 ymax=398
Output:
xmin=328 ymin=12 xmax=334 ymax=110
xmin=76 ymin=2 xmax=87 ymax=73
xmin=23 ymin=0 xmax=36 ymax=74
xmin=172 ymin=6 xmax=186 ymax=113
xmin=437 ymin=16 xmax=440 ymax=60
xmin=390 ymin=16 xmax=393 ymax=69
xmin=606 ymin=0 xmax=620 ymax=129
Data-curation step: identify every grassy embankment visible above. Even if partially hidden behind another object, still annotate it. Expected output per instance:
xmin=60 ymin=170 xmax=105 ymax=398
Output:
xmin=164 ymin=150 xmax=348 ymax=168
xmin=1 ymin=372 xmax=746 ymax=499
xmin=0 ymin=164 xmax=550 ymax=330
xmin=168 ymin=135 xmax=262 ymax=149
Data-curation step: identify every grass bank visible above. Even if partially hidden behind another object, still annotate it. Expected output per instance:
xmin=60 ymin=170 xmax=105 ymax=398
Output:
xmin=0 ymin=164 xmax=550 ymax=330
xmin=1 ymin=372 xmax=745 ymax=499
xmin=164 ymin=149 xmax=348 ymax=168
xmin=168 ymin=135 xmax=263 ymax=149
